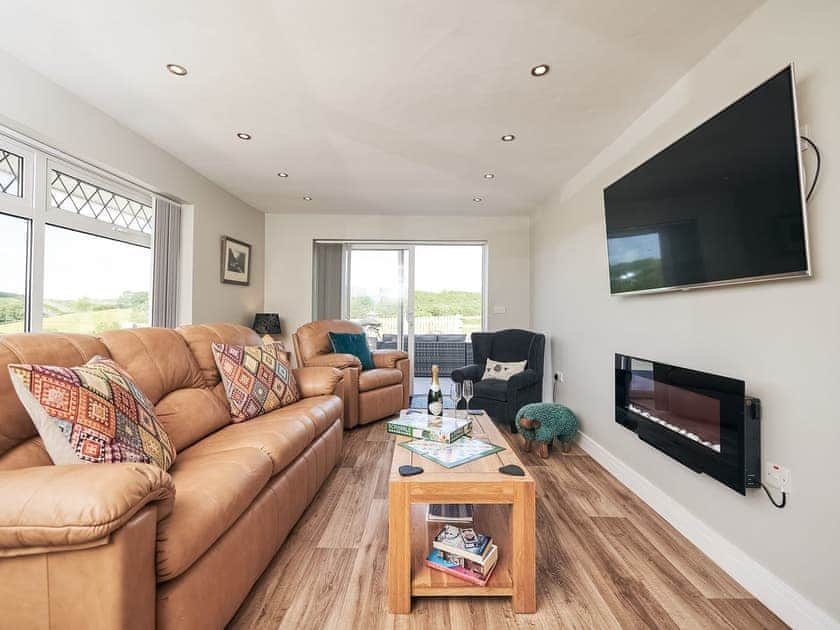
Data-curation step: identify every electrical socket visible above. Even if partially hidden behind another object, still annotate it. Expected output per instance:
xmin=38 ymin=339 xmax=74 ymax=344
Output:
xmin=765 ymin=462 xmax=792 ymax=493
xmin=554 ymin=371 xmax=565 ymax=383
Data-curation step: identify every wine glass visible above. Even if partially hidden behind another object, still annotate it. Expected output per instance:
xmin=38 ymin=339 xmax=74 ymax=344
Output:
xmin=449 ymin=382 xmax=463 ymax=418
xmin=463 ymin=380 xmax=474 ymax=414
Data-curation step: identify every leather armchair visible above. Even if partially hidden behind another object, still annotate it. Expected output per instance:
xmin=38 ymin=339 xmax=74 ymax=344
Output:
xmin=451 ymin=329 xmax=545 ymax=432
xmin=293 ymin=320 xmax=411 ymax=428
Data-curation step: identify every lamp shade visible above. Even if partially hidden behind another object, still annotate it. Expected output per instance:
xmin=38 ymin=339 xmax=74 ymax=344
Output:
xmin=252 ymin=313 xmax=282 ymax=335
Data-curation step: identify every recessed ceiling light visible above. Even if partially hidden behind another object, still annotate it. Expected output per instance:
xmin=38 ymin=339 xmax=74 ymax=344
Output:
xmin=303 ymin=195 xmax=312 ymax=201
xmin=277 ymin=172 xmax=289 ymax=178
xmin=483 ymin=173 xmax=495 ymax=179
xmin=166 ymin=63 xmax=188 ymax=76
xmin=236 ymin=132 xmax=252 ymax=140
xmin=531 ymin=64 xmax=550 ymax=77
xmin=501 ymin=134 xmax=516 ymax=142
xmin=473 ymin=196 xmax=483 ymax=203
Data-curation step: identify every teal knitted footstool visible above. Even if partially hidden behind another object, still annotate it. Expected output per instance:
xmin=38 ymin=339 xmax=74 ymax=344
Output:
xmin=515 ymin=402 xmax=579 ymax=458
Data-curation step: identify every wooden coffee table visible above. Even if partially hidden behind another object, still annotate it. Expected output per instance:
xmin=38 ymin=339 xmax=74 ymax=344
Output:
xmin=388 ymin=410 xmax=536 ymax=614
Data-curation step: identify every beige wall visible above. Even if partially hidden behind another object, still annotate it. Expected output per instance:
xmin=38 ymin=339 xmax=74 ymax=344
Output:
xmin=0 ymin=49 xmax=264 ymax=326
xmin=264 ymin=213 xmax=530 ymax=348
xmin=531 ymin=0 xmax=839 ymax=622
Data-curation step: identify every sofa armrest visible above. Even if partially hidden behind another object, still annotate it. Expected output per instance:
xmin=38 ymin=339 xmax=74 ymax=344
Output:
xmin=305 ymin=353 xmax=362 ymax=369
xmin=507 ymin=369 xmax=541 ymax=391
xmin=370 ymin=349 xmax=409 ymax=369
xmin=0 ymin=463 xmax=174 ymax=554
xmin=451 ymin=363 xmax=483 ymax=382
xmin=294 ymin=366 xmax=343 ymax=397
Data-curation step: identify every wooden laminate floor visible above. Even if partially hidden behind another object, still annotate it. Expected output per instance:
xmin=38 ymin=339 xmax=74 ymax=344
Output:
xmin=229 ymin=420 xmax=785 ymax=630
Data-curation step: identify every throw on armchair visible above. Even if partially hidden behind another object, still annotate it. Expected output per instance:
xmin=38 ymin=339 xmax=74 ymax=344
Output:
xmin=451 ymin=329 xmax=545 ymax=432
xmin=293 ymin=320 xmax=411 ymax=429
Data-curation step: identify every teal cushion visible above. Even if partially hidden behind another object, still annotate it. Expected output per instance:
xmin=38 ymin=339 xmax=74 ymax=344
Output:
xmin=328 ymin=332 xmax=375 ymax=370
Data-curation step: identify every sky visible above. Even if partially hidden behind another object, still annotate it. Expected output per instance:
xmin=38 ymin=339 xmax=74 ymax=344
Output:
xmin=0 ymin=213 xmax=150 ymax=300
xmin=350 ymin=245 xmax=483 ymax=296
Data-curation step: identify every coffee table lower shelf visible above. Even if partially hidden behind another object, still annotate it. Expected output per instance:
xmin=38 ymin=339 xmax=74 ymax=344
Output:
xmin=410 ymin=503 xmax=513 ymax=597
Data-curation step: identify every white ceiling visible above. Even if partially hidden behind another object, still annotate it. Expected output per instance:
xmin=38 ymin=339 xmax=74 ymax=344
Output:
xmin=1 ymin=0 xmax=760 ymax=215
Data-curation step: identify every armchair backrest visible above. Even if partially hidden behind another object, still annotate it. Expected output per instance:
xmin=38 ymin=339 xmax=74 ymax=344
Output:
xmin=293 ymin=319 xmax=363 ymax=365
xmin=470 ymin=329 xmax=545 ymax=378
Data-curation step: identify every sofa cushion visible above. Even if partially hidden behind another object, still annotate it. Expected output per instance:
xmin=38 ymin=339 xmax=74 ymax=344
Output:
xmin=358 ymin=368 xmax=403 ymax=392
xmin=176 ymin=323 xmax=262 ymax=389
xmin=175 ymin=395 xmax=341 ymax=475
xmin=212 ymin=342 xmax=300 ymax=422
xmin=0 ymin=333 xmax=110 ymax=469
xmin=482 ymin=358 xmax=527 ymax=382
xmin=156 ymin=447 xmax=272 ymax=582
xmin=328 ymin=331 xmax=374 ymax=370
xmin=280 ymin=395 xmax=343 ymax=439
xmin=8 ymin=357 xmax=175 ymax=470
xmin=154 ymin=387 xmax=232 ymax=453
xmin=474 ymin=378 xmax=509 ymax=402
xmin=98 ymin=328 xmax=222 ymax=452
xmin=98 ymin=328 xmax=205 ymax=405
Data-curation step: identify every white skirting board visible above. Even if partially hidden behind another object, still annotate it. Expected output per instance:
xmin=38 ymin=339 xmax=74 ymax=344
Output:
xmin=575 ymin=431 xmax=839 ymax=630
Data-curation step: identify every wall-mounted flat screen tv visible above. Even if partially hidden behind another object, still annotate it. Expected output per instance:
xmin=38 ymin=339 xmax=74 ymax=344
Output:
xmin=603 ymin=65 xmax=810 ymax=295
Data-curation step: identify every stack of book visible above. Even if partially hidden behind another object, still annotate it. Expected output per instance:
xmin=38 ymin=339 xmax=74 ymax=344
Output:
xmin=426 ymin=503 xmax=473 ymax=523
xmin=386 ymin=411 xmax=472 ymax=443
xmin=425 ymin=524 xmax=498 ymax=586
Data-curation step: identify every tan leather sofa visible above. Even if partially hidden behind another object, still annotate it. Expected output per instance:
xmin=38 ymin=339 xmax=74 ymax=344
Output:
xmin=0 ymin=323 xmax=344 ymax=630
xmin=292 ymin=320 xmax=410 ymax=428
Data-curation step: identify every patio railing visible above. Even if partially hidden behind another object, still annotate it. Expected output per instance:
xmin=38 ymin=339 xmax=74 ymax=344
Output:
xmin=377 ymin=334 xmax=473 ymax=377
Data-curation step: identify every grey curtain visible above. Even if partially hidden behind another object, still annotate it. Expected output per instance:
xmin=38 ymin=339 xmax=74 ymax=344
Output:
xmin=151 ymin=198 xmax=181 ymax=327
xmin=313 ymin=242 xmax=343 ymax=320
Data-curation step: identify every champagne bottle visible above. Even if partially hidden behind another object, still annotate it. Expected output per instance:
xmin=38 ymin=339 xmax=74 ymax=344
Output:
xmin=427 ymin=364 xmax=443 ymax=417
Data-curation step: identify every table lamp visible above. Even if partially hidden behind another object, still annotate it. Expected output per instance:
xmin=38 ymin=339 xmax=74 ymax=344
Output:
xmin=252 ymin=313 xmax=283 ymax=346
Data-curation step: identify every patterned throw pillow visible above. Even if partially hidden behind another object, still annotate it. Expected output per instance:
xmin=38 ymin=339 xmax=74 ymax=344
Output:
xmin=211 ymin=342 xmax=300 ymax=422
xmin=7 ymin=357 xmax=175 ymax=470
xmin=482 ymin=358 xmax=527 ymax=382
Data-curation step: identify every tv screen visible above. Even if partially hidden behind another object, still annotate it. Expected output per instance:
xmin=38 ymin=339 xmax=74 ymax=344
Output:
xmin=604 ymin=66 xmax=810 ymax=295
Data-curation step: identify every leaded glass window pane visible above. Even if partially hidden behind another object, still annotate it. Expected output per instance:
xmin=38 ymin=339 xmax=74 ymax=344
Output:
xmin=0 ymin=149 xmax=24 ymax=197
xmin=50 ymin=170 xmax=153 ymax=234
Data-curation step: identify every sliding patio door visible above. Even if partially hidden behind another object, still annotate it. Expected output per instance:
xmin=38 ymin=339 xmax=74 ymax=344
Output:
xmin=312 ymin=241 xmax=486 ymax=395
xmin=341 ymin=245 xmax=415 ymax=366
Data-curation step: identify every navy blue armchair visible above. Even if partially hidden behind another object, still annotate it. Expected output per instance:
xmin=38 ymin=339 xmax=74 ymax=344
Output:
xmin=451 ymin=329 xmax=545 ymax=432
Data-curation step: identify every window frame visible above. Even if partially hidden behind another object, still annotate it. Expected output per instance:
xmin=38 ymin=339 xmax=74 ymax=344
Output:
xmin=0 ymin=210 xmax=33 ymax=333
xmin=0 ymin=135 xmax=36 ymax=217
xmin=0 ymin=129 xmax=157 ymax=333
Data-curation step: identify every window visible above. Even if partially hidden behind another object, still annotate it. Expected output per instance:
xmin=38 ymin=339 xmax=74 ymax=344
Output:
xmin=43 ymin=226 xmax=150 ymax=334
xmin=0 ymin=213 xmax=30 ymax=333
xmin=0 ymin=131 xmax=158 ymax=335
xmin=0 ymin=149 xmax=24 ymax=198
xmin=50 ymin=170 xmax=153 ymax=234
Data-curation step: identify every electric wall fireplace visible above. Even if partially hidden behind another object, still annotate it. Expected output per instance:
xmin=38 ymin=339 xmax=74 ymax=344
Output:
xmin=615 ymin=354 xmax=761 ymax=494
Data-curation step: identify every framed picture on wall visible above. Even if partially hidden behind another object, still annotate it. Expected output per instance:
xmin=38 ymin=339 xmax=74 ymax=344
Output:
xmin=221 ymin=236 xmax=251 ymax=286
